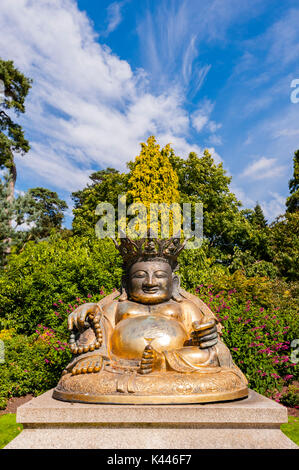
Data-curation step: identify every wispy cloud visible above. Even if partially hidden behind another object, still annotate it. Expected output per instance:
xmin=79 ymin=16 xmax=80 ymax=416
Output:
xmin=105 ymin=1 xmax=126 ymax=36
xmin=137 ymin=0 xmax=263 ymax=94
xmin=0 ymin=0 xmax=202 ymax=192
xmin=241 ymin=157 xmax=287 ymax=181
xmin=191 ymin=100 xmax=222 ymax=142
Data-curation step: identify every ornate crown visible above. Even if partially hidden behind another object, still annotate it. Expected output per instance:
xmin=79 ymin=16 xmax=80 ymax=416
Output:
xmin=113 ymin=231 xmax=187 ymax=271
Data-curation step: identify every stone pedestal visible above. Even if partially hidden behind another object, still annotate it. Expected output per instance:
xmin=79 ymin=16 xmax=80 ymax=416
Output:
xmin=5 ymin=389 xmax=297 ymax=449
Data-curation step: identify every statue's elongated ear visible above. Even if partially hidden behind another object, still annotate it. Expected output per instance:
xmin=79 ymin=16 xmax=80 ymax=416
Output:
xmin=118 ymin=276 xmax=128 ymax=301
xmin=172 ymin=274 xmax=184 ymax=302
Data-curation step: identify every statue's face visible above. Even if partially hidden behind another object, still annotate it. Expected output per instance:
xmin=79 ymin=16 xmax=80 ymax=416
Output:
xmin=128 ymin=260 xmax=173 ymax=304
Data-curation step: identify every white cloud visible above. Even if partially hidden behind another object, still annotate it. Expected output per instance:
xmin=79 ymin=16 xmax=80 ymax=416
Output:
xmin=0 ymin=0 xmax=202 ymax=192
xmin=191 ymin=100 xmax=213 ymax=133
xmin=191 ymin=113 xmax=209 ymax=133
xmin=208 ymin=134 xmax=222 ymax=146
xmin=241 ymin=157 xmax=287 ymax=181
xmin=230 ymin=184 xmax=255 ymax=208
xmin=105 ymin=2 xmax=124 ymax=35
xmin=230 ymin=184 xmax=286 ymax=222
xmin=191 ymin=100 xmax=222 ymax=145
xmin=260 ymin=192 xmax=286 ymax=221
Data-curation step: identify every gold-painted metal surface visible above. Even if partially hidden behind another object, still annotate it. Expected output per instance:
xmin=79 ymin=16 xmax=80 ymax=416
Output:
xmin=54 ymin=236 xmax=248 ymax=404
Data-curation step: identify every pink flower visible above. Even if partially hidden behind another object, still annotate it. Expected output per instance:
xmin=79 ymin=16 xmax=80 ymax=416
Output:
xmin=260 ymin=307 xmax=264 ymax=312
xmin=45 ymin=359 xmax=50 ymax=363
xmin=87 ymin=294 xmax=92 ymax=298
xmin=271 ymin=373 xmax=280 ymax=379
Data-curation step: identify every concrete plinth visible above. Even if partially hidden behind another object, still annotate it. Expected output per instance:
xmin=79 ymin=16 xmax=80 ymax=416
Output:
xmin=5 ymin=389 xmax=297 ymax=449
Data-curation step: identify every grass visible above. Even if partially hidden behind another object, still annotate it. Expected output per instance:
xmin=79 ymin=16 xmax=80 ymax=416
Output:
xmin=0 ymin=413 xmax=23 ymax=449
xmin=0 ymin=413 xmax=298 ymax=448
xmin=281 ymin=416 xmax=299 ymax=446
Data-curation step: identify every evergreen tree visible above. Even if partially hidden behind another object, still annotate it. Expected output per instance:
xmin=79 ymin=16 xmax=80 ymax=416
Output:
xmin=127 ymin=136 xmax=180 ymax=236
xmin=0 ymin=59 xmax=32 ymax=200
xmin=286 ymin=149 xmax=299 ymax=213
xmin=72 ymin=168 xmax=128 ymax=236
xmin=0 ymin=59 xmax=32 ymax=255
xmin=27 ymin=187 xmax=68 ymax=238
xmin=251 ymin=203 xmax=268 ymax=228
xmin=127 ymin=136 xmax=180 ymax=205
xmin=0 ymin=174 xmax=40 ymax=264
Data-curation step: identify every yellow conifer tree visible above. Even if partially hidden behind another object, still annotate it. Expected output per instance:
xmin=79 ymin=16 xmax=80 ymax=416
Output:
xmin=127 ymin=136 xmax=180 ymax=237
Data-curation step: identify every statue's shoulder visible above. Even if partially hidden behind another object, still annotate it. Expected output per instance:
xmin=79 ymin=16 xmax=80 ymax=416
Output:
xmin=179 ymin=288 xmax=216 ymax=321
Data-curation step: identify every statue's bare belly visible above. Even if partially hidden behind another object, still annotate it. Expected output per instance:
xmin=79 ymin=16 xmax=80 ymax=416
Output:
xmin=110 ymin=314 xmax=189 ymax=360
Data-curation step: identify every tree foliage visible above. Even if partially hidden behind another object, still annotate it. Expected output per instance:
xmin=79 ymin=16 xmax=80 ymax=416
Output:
xmin=127 ymin=136 xmax=180 ymax=206
xmin=0 ymin=58 xmax=32 ymax=177
xmin=72 ymin=168 xmax=128 ymax=236
xmin=0 ymin=174 xmax=40 ymax=263
xmin=286 ymin=149 xmax=299 ymax=213
xmin=27 ymin=187 xmax=68 ymax=238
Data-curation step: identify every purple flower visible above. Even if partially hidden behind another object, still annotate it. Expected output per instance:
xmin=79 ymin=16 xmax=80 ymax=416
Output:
xmin=284 ymin=375 xmax=293 ymax=380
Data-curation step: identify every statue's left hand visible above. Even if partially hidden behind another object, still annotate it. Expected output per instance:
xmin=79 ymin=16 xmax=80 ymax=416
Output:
xmin=68 ymin=303 xmax=101 ymax=331
xmin=191 ymin=320 xmax=218 ymax=349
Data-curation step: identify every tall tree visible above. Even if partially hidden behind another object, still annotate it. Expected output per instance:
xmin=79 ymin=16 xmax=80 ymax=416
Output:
xmin=127 ymin=136 xmax=180 ymax=206
xmin=72 ymin=168 xmax=128 ymax=236
xmin=0 ymin=59 xmax=32 ymax=255
xmin=27 ymin=187 xmax=68 ymax=238
xmin=0 ymin=59 xmax=32 ymax=200
xmin=169 ymin=149 xmax=254 ymax=258
xmin=249 ymin=203 xmax=268 ymax=228
xmin=0 ymin=175 xmax=40 ymax=263
xmin=268 ymin=212 xmax=299 ymax=281
xmin=127 ymin=136 xmax=180 ymax=236
xmin=286 ymin=149 xmax=299 ymax=213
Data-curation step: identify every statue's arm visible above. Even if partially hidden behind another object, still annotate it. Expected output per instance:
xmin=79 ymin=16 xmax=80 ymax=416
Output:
xmin=68 ymin=303 xmax=101 ymax=331
xmin=180 ymin=300 xmax=218 ymax=349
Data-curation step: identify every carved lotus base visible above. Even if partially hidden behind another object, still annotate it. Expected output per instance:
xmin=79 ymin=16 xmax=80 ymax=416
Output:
xmin=53 ymin=365 xmax=248 ymax=404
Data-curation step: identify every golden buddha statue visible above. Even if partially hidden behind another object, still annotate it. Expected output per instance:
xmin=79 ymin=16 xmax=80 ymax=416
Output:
xmin=53 ymin=236 xmax=248 ymax=404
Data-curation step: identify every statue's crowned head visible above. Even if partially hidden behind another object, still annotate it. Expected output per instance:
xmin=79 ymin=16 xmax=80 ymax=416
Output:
xmin=114 ymin=235 xmax=187 ymax=304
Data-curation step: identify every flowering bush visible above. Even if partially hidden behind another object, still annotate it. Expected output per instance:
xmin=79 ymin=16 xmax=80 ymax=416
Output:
xmin=194 ymin=283 xmax=299 ymax=400
xmin=0 ymin=292 xmax=107 ymax=409
xmin=0 ymin=238 xmax=298 ymax=409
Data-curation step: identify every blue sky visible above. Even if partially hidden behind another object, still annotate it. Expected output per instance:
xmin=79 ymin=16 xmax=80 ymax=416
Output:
xmin=1 ymin=0 xmax=299 ymax=227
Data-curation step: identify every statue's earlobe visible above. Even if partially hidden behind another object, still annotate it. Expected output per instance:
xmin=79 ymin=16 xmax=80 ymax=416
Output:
xmin=172 ymin=274 xmax=184 ymax=302
xmin=118 ymin=277 xmax=128 ymax=301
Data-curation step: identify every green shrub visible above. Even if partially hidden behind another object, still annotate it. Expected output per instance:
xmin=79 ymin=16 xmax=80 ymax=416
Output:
xmin=0 ymin=234 xmax=122 ymax=334
xmin=278 ymin=385 xmax=299 ymax=408
xmin=0 ymin=330 xmax=71 ymax=408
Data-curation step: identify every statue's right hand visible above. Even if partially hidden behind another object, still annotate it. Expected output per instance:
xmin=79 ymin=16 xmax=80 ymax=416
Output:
xmin=67 ymin=303 xmax=101 ymax=331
